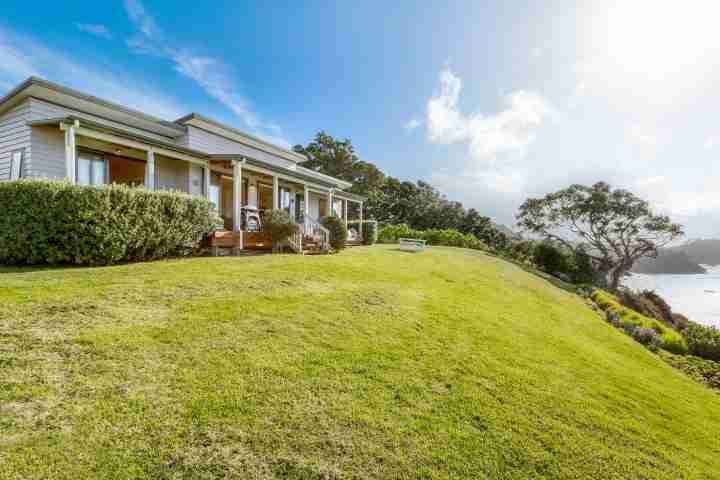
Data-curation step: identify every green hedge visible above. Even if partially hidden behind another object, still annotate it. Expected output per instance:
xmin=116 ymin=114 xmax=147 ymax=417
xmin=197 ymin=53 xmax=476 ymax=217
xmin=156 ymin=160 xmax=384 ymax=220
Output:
xmin=320 ymin=216 xmax=348 ymax=251
xmin=378 ymin=223 xmax=487 ymax=251
xmin=0 ymin=180 xmax=218 ymax=266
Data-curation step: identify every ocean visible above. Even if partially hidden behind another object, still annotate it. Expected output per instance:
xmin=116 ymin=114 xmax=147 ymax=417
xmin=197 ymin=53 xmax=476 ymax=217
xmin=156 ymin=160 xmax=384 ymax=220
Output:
xmin=623 ymin=266 xmax=720 ymax=328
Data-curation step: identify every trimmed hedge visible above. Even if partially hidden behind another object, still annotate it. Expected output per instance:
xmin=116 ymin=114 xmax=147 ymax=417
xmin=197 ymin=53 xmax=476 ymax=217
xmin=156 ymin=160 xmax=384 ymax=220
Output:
xmin=320 ymin=216 xmax=348 ymax=251
xmin=378 ymin=223 xmax=487 ymax=251
xmin=0 ymin=180 xmax=218 ymax=266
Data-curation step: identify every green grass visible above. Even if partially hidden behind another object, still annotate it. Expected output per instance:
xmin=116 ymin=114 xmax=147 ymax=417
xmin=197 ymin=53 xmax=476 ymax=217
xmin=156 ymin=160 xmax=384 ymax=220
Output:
xmin=1 ymin=245 xmax=719 ymax=479
xmin=590 ymin=290 xmax=688 ymax=353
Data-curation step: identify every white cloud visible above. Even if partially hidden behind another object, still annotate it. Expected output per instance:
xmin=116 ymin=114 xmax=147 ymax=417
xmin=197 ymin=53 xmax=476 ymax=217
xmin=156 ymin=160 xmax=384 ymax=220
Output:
xmin=626 ymin=124 xmax=659 ymax=147
xmin=75 ymin=23 xmax=113 ymax=40
xmin=635 ymin=175 xmax=666 ymax=188
xmin=0 ymin=27 xmax=184 ymax=119
xmin=425 ymin=67 xmax=553 ymax=194
xmin=426 ymin=67 xmax=553 ymax=163
xmin=403 ymin=118 xmax=421 ymax=131
xmin=123 ymin=0 xmax=285 ymax=142
xmin=704 ymin=136 xmax=719 ymax=149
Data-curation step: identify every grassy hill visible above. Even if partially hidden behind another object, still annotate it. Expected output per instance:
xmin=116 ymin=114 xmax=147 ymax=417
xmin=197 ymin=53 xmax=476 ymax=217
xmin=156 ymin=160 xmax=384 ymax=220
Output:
xmin=1 ymin=245 xmax=719 ymax=479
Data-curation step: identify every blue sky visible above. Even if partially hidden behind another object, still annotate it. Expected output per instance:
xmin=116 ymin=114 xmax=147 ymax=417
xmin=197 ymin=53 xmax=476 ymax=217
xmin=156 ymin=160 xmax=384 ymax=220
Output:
xmin=1 ymin=1 xmax=719 ymax=237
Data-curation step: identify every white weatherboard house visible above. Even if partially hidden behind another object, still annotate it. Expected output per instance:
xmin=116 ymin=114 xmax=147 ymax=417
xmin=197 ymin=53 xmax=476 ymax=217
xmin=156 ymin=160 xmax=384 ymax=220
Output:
xmin=0 ymin=78 xmax=366 ymax=253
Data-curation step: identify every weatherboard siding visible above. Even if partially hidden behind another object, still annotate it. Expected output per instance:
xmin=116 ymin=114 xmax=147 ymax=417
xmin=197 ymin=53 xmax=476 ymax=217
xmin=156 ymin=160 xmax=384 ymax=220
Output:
xmin=0 ymin=101 xmax=31 ymax=181
xmin=182 ymin=125 xmax=296 ymax=170
xmin=29 ymin=125 xmax=66 ymax=179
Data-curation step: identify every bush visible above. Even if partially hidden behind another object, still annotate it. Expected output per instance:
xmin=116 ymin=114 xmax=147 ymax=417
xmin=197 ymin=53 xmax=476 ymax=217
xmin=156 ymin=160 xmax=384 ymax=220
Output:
xmin=533 ymin=242 xmax=570 ymax=274
xmin=264 ymin=209 xmax=299 ymax=253
xmin=377 ymin=224 xmax=487 ymax=251
xmin=625 ymin=325 xmax=663 ymax=351
xmin=659 ymin=350 xmax=720 ymax=390
xmin=377 ymin=224 xmax=420 ymax=243
xmin=362 ymin=221 xmax=377 ymax=245
xmin=640 ymin=290 xmax=674 ymax=324
xmin=0 ymin=180 xmax=218 ymax=266
xmin=685 ymin=323 xmax=720 ymax=361
xmin=320 ymin=215 xmax=348 ymax=251
xmin=591 ymin=289 xmax=688 ymax=354
xmin=571 ymin=247 xmax=595 ymax=284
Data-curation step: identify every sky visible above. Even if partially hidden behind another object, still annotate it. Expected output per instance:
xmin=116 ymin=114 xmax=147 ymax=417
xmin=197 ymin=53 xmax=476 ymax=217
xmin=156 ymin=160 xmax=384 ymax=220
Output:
xmin=1 ymin=0 xmax=719 ymax=237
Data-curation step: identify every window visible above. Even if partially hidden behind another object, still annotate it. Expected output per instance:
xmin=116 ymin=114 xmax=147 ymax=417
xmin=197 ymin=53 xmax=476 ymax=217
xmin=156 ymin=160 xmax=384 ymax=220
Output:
xmin=77 ymin=151 xmax=107 ymax=186
xmin=209 ymin=172 xmax=222 ymax=213
xmin=280 ymin=187 xmax=293 ymax=213
xmin=10 ymin=150 xmax=23 ymax=180
xmin=333 ymin=199 xmax=343 ymax=217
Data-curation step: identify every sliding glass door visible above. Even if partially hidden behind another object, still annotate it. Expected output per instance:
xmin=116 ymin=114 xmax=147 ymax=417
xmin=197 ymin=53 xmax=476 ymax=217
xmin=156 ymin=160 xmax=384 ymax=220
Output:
xmin=77 ymin=150 xmax=107 ymax=186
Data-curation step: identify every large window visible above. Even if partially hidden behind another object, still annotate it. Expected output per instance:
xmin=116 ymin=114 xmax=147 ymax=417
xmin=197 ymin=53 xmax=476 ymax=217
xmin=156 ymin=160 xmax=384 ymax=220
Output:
xmin=77 ymin=151 xmax=107 ymax=186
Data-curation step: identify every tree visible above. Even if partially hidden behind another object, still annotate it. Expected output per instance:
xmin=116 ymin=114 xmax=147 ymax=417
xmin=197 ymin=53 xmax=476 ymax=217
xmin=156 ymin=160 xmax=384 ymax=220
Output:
xmin=516 ymin=182 xmax=683 ymax=290
xmin=293 ymin=132 xmax=385 ymax=196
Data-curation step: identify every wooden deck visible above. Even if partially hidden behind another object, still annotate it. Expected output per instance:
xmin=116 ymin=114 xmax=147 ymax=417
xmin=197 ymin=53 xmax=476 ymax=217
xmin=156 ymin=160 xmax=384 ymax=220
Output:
xmin=209 ymin=230 xmax=273 ymax=253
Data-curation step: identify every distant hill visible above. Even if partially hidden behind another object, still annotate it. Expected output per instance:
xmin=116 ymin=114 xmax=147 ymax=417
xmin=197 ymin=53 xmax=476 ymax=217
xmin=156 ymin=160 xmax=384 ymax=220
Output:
xmin=677 ymin=239 xmax=720 ymax=266
xmin=632 ymin=250 xmax=707 ymax=274
xmin=631 ymin=239 xmax=720 ymax=274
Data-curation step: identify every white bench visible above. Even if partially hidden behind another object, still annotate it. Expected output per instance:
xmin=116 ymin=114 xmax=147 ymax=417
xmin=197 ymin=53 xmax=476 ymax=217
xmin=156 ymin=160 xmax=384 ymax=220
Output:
xmin=399 ymin=238 xmax=426 ymax=252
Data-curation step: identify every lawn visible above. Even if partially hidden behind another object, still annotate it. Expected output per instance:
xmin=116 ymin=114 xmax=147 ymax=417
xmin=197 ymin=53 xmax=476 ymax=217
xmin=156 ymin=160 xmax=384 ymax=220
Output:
xmin=1 ymin=245 xmax=719 ymax=479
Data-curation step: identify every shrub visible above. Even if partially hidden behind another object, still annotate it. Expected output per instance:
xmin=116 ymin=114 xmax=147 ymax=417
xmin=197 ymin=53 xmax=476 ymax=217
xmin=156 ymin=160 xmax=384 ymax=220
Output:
xmin=640 ymin=290 xmax=674 ymax=324
xmin=377 ymin=224 xmax=488 ymax=251
xmin=533 ymin=242 xmax=570 ymax=274
xmin=0 ymin=180 xmax=218 ymax=266
xmin=591 ymin=289 xmax=688 ymax=354
xmin=618 ymin=290 xmax=665 ymax=322
xmin=264 ymin=209 xmax=299 ymax=253
xmin=625 ymin=325 xmax=663 ymax=351
xmin=671 ymin=313 xmax=690 ymax=331
xmin=659 ymin=350 xmax=720 ymax=391
xmin=320 ymin=215 xmax=348 ymax=251
xmin=685 ymin=323 xmax=720 ymax=361
xmin=571 ymin=247 xmax=595 ymax=284
xmin=362 ymin=221 xmax=377 ymax=245
xmin=377 ymin=224 xmax=420 ymax=243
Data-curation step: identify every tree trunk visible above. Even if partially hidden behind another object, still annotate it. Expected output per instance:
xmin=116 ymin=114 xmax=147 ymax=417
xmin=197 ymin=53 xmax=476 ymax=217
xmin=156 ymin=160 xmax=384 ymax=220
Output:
xmin=609 ymin=265 xmax=627 ymax=291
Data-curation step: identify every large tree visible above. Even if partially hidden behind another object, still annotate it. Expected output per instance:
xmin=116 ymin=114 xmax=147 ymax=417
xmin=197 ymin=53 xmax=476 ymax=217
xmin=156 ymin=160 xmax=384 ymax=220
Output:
xmin=516 ymin=182 xmax=683 ymax=289
xmin=293 ymin=132 xmax=385 ymax=195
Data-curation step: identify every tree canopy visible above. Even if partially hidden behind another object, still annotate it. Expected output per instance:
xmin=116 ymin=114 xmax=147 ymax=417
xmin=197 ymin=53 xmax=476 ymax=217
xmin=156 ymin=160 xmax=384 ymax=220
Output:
xmin=516 ymin=182 xmax=683 ymax=289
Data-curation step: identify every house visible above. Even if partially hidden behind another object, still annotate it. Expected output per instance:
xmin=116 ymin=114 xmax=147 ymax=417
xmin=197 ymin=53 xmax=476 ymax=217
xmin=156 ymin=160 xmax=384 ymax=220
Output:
xmin=0 ymin=77 xmax=366 ymax=253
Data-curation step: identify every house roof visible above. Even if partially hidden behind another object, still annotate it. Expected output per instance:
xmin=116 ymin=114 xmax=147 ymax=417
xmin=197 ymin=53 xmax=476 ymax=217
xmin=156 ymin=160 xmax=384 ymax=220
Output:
xmin=29 ymin=115 xmax=357 ymax=192
xmin=175 ymin=112 xmax=308 ymax=164
xmin=0 ymin=77 xmax=186 ymax=138
xmin=4 ymin=77 xmax=355 ymax=191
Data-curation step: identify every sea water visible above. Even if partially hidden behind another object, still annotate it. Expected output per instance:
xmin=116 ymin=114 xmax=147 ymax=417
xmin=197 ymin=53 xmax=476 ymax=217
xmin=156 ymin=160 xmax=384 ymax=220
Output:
xmin=623 ymin=266 xmax=720 ymax=328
